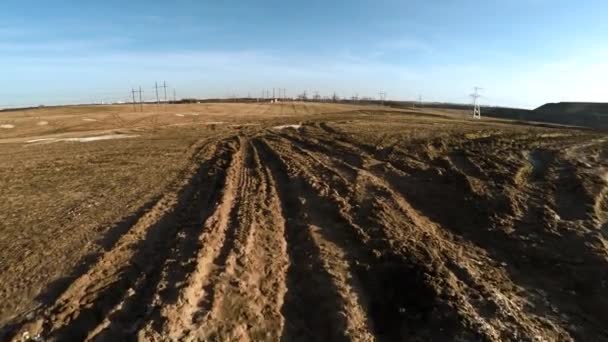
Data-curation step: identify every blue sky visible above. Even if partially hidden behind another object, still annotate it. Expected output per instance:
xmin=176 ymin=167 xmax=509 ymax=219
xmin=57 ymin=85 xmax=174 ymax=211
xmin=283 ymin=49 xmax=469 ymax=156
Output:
xmin=0 ymin=0 xmax=607 ymax=109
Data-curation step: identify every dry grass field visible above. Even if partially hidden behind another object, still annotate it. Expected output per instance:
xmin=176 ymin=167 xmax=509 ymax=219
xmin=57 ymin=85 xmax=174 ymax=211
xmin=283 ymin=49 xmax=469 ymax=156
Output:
xmin=1 ymin=102 xmax=607 ymax=341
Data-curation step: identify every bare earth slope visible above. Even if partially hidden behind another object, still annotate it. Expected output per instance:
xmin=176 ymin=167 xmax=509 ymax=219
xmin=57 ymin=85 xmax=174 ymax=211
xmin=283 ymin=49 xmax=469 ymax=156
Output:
xmin=1 ymin=103 xmax=607 ymax=341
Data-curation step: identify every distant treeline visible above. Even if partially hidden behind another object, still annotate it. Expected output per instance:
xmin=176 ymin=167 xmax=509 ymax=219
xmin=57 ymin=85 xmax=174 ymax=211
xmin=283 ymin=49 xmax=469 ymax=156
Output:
xmin=0 ymin=105 xmax=45 ymax=113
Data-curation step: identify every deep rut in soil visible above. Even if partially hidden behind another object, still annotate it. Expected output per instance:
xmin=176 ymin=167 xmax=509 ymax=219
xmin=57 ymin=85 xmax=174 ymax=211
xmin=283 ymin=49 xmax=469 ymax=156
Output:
xmin=6 ymin=137 xmax=239 ymax=341
xmin=258 ymin=135 xmax=486 ymax=341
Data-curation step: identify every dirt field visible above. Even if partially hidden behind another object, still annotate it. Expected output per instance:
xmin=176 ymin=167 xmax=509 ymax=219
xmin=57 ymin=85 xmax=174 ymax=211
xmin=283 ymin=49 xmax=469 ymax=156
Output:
xmin=1 ymin=102 xmax=607 ymax=341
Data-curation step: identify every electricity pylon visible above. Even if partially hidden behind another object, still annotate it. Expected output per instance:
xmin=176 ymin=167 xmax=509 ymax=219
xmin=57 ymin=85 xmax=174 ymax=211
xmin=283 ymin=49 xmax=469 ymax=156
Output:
xmin=378 ymin=92 xmax=386 ymax=106
xmin=471 ymin=87 xmax=482 ymax=119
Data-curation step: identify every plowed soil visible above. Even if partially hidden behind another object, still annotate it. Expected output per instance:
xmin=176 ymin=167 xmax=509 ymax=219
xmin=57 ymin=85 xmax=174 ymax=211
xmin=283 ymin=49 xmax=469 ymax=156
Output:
xmin=1 ymin=103 xmax=607 ymax=341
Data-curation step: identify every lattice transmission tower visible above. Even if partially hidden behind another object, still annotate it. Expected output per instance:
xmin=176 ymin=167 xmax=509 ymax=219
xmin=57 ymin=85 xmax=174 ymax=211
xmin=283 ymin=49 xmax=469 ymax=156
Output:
xmin=470 ymin=87 xmax=483 ymax=119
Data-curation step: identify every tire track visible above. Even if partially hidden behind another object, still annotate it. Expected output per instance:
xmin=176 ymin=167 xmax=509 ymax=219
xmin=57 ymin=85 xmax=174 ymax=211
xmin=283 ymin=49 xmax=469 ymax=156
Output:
xmin=554 ymin=160 xmax=593 ymax=221
xmin=260 ymin=135 xmax=489 ymax=341
xmin=255 ymin=138 xmax=375 ymax=342
xmin=157 ymin=136 xmax=245 ymax=340
xmin=196 ymin=139 xmax=250 ymax=319
xmin=297 ymin=123 xmax=421 ymax=175
xmin=193 ymin=140 xmax=289 ymax=341
xmin=448 ymin=150 xmax=485 ymax=179
xmin=2 ymin=135 xmax=225 ymax=339
xmin=87 ymin=138 xmax=239 ymax=341
xmin=270 ymin=132 xmax=567 ymax=340
xmin=10 ymin=136 xmax=239 ymax=341
xmin=594 ymin=182 xmax=608 ymax=228
xmin=306 ymin=131 xmax=608 ymax=340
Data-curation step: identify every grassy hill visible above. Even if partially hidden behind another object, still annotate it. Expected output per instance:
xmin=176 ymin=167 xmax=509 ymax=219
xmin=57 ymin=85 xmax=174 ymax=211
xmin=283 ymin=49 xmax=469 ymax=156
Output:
xmin=530 ymin=102 xmax=608 ymax=129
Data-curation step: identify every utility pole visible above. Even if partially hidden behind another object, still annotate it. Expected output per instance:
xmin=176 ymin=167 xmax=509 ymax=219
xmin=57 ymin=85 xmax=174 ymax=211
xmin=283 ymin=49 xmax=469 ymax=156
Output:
xmin=173 ymin=89 xmax=176 ymax=102
xmin=470 ymin=87 xmax=482 ymax=119
xmin=154 ymin=82 xmax=160 ymax=105
xmin=162 ymin=81 xmax=168 ymax=103
xmin=131 ymin=88 xmax=137 ymax=112
xmin=138 ymin=86 xmax=143 ymax=112
xmin=414 ymin=95 xmax=422 ymax=110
